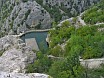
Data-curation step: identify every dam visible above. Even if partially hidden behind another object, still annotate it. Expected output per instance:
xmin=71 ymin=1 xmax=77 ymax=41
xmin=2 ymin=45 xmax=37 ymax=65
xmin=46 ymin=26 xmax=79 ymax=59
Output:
xmin=19 ymin=30 xmax=49 ymax=51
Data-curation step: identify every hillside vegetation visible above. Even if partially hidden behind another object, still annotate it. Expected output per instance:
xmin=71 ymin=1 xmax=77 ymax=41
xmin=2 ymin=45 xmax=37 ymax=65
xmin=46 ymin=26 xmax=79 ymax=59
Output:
xmin=0 ymin=0 xmax=101 ymax=36
xmin=49 ymin=22 xmax=104 ymax=59
xmin=26 ymin=22 xmax=104 ymax=78
xmin=25 ymin=1 xmax=104 ymax=78
xmin=82 ymin=0 xmax=104 ymax=24
xmin=36 ymin=0 xmax=100 ymax=22
xmin=0 ymin=0 xmax=104 ymax=78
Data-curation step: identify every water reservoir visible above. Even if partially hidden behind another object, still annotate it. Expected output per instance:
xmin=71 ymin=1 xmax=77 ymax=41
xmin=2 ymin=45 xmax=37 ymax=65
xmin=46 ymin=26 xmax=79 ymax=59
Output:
xmin=20 ymin=31 xmax=48 ymax=51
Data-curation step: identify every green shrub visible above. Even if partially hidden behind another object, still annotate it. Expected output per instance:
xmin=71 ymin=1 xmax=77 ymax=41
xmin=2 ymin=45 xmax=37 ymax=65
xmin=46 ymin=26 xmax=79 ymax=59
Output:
xmin=22 ymin=0 xmax=28 ymax=2
xmin=0 ymin=50 xmax=4 ymax=56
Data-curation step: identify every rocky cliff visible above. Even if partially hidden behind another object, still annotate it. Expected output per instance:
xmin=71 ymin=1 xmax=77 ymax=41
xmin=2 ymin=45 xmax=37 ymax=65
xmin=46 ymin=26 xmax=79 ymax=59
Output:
xmin=0 ymin=72 xmax=50 ymax=78
xmin=0 ymin=35 xmax=36 ymax=73
xmin=37 ymin=0 xmax=100 ymax=21
xmin=43 ymin=0 xmax=99 ymax=11
xmin=0 ymin=0 xmax=100 ymax=36
xmin=0 ymin=35 xmax=50 ymax=78
xmin=0 ymin=0 xmax=51 ymax=35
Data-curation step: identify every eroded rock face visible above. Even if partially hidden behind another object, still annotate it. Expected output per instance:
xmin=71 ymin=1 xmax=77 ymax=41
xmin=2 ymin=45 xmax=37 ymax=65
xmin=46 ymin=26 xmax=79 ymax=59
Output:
xmin=43 ymin=0 xmax=100 ymax=14
xmin=0 ymin=35 xmax=17 ymax=51
xmin=0 ymin=0 xmax=100 ymax=35
xmin=0 ymin=35 xmax=36 ymax=73
xmin=0 ymin=72 xmax=50 ymax=78
xmin=0 ymin=48 xmax=36 ymax=73
xmin=0 ymin=0 xmax=51 ymax=34
xmin=0 ymin=35 xmax=51 ymax=78
xmin=12 ymin=1 xmax=51 ymax=30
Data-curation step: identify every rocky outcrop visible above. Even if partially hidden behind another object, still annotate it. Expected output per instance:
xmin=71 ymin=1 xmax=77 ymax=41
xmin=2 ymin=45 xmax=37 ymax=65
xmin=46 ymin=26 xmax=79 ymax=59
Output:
xmin=0 ymin=0 xmax=51 ymax=34
xmin=0 ymin=35 xmax=27 ymax=51
xmin=0 ymin=35 xmax=36 ymax=73
xmin=0 ymin=0 xmax=100 ymax=35
xmin=13 ymin=1 xmax=51 ymax=29
xmin=80 ymin=58 xmax=104 ymax=69
xmin=43 ymin=0 xmax=100 ymax=14
xmin=0 ymin=35 xmax=51 ymax=78
xmin=0 ymin=48 xmax=36 ymax=73
xmin=0 ymin=35 xmax=17 ymax=51
xmin=0 ymin=72 xmax=50 ymax=78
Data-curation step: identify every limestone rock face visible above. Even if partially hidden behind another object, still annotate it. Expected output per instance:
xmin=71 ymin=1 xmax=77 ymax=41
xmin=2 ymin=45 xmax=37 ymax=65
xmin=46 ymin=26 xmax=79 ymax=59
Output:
xmin=0 ymin=48 xmax=30 ymax=73
xmin=0 ymin=0 xmax=100 ymax=35
xmin=0 ymin=35 xmax=50 ymax=78
xmin=12 ymin=1 xmax=51 ymax=30
xmin=0 ymin=72 xmax=50 ymax=78
xmin=43 ymin=0 xmax=100 ymax=13
xmin=42 ymin=0 xmax=100 ymax=21
xmin=0 ymin=0 xmax=51 ymax=34
xmin=0 ymin=35 xmax=17 ymax=51
xmin=0 ymin=35 xmax=36 ymax=73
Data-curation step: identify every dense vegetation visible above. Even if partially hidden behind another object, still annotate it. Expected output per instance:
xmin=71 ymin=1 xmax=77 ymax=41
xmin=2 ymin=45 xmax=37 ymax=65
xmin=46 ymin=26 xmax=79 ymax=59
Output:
xmin=26 ymin=1 xmax=104 ymax=74
xmin=26 ymin=50 xmax=85 ymax=78
xmin=1 ymin=0 xmax=104 ymax=78
xmin=0 ymin=50 xmax=4 ymax=56
xmin=43 ymin=6 xmax=63 ymax=22
xmin=87 ymin=65 xmax=104 ymax=78
xmin=26 ymin=21 xmax=104 ymax=78
xmin=36 ymin=0 xmax=63 ymax=22
xmin=49 ymin=21 xmax=104 ymax=59
xmin=22 ymin=0 xmax=28 ymax=2
xmin=35 ymin=0 xmax=79 ymax=22
xmin=26 ymin=51 xmax=53 ymax=73
xmin=82 ymin=0 xmax=104 ymax=24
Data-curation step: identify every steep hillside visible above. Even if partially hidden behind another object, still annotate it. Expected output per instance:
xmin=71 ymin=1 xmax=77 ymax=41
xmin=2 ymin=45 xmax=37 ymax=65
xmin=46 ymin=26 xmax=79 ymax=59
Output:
xmin=82 ymin=0 xmax=104 ymax=24
xmin=25 ymin=0 xmax=104 ymax=78
xmin=0 ymin=0 xmax=51 ymax=36
xmin=0 ymin=0 xmax=104 ymax=78
xmin=0 ymin=35 xmax=51 ymax=77
xmin=36 ymin=0 xmax=100 ymax=22
xmin=0 ymin=0 xmax=100 ymax=37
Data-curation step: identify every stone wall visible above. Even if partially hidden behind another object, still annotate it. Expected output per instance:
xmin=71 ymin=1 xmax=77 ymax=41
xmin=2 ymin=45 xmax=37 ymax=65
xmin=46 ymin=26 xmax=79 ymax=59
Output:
xmin=80 ymin=58 xmax=104 ymax=69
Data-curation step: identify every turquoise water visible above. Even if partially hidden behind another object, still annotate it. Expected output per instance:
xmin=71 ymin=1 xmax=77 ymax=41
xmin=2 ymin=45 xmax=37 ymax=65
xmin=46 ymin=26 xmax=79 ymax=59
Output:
xmin=20 ymin=31 xmax=48 ymax=51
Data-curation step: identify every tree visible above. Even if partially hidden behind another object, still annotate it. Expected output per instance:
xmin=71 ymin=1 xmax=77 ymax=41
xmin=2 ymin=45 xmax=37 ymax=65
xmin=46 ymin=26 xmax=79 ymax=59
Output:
xmin=48 ymin=53 xmax=84 ymax=78
xmin=50 ymin=45 xmax=63 ymax=57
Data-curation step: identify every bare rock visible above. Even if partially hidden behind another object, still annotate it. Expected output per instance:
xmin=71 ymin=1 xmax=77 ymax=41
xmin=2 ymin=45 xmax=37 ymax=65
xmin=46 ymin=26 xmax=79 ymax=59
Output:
xmin=0 ymin=35 xmax=36 ymax=73
xmin=0 ymin=72 xmax=50 ymax=78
